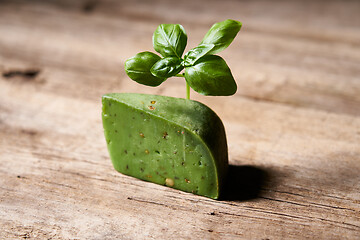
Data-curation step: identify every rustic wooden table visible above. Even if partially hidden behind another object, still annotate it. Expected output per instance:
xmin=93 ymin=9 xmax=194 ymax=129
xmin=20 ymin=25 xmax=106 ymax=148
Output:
xmin=1 ymin=0 xmax=359 ymax=239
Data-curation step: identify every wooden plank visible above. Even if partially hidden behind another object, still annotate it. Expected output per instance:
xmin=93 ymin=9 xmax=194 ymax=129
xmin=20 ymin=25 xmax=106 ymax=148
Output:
xmin=1 ymin=79 xmax=359 ymax=239
xmin=0 ymin=0 xmax=359 ymax=239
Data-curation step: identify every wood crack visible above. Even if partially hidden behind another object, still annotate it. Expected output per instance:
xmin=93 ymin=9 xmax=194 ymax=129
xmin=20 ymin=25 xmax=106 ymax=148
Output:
xmin=127 ymin=196 xmax=193 ymax=212
xmin=2 ymin=69 xmax=40 ymax=79
xmin=260 ymin=196 xmax=357 ymax=212
xmin=42 ymin=180 xmax=76 ymax=189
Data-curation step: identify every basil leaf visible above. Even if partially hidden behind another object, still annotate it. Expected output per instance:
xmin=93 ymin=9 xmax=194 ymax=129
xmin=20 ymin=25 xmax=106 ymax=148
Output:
xmin=183 ymin=44 xmax=214 ymax=67
xmin=185 ymin=55 xmax=237 ymax=96
xmin=200 ymin=19 xmax=242 ymax=55
xmin=150 ymin=57 xmax=184 ymax=79
xmin=153 ymin=24 xmax=187 ymax=58
xmin=124 ymin=52 xmax=166 ymax=87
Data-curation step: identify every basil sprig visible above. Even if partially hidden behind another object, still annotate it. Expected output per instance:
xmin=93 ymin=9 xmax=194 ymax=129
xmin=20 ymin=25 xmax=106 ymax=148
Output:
xmin=124 ymin=19 xmax=242 ymax=98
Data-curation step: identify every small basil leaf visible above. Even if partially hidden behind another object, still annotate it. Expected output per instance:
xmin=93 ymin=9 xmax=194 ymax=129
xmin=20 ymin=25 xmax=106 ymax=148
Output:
xmin=153 ymin=24 xmax=187 ymax=58
xmin=124 ymin=52 xmax=166 ymax=87
xmin=200 ymin=19 xmax=242 ymax=55
xmin=151 ymin=57 xmax=184 ymax=79
xmin=183 ymin=44 xmax=214 ymax=67
xmin=185 ymin=55 xmax=237 ymax=96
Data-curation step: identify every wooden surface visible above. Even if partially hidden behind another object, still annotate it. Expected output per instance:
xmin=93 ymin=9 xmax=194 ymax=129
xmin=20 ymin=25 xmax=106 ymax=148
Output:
xmin=1 ymin=0 xmax=359 ymax=239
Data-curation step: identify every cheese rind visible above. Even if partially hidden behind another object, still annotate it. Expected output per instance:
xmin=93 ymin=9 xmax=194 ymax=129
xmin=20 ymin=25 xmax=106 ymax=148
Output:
xmin=102 ymin=93 xmax=228 ymax=199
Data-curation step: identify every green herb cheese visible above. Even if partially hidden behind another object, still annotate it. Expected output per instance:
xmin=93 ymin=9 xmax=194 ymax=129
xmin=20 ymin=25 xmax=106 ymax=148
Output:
xmin=102 ymin=93 xmax=228 ymax=199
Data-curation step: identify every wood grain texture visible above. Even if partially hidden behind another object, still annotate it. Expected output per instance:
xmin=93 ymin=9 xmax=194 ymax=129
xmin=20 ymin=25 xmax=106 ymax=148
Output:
xmin=0 ymin=0 xmax=359 ymax=239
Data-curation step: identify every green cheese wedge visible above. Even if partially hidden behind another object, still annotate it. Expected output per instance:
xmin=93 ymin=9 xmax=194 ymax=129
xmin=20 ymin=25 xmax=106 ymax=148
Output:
xmin=102 ymin=93 xmax=228 ymax=199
